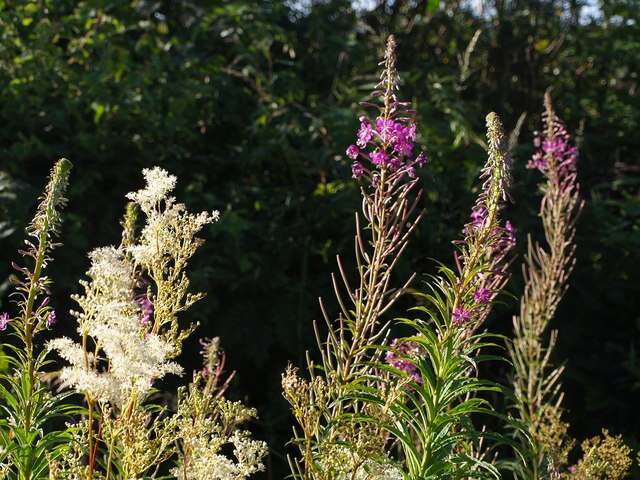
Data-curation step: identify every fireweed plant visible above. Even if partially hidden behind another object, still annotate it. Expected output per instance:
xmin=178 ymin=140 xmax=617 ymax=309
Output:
xmin=358 ymin=113 xmax=515 ymax=480
xmin=282 ymin=36 xmax=427 ymax=480
xmin=0 ymin=159 xmax=74 ymax=479
xmin=508 ymin=95 xmax=633 ymax=480
xmin=0 ymin=164 xmax=267 ymax=479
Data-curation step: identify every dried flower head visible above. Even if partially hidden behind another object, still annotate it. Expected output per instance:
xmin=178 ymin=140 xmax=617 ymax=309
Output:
xmin=569 ymin=430 xmax=632 ymax=480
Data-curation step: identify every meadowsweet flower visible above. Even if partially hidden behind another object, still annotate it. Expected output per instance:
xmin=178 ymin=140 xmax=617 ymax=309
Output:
xmin=0 ymin=312 xmax=10 ymax=331
xmin=346 ymin=144 xmax=360 ymax=160
xmin=46 ymin=310 xmax=57 ymax=328
xmin=52 ymin=244 xmax=183 ymax=406
xmin=452 ymin=306 xmax=471 ymax=326
xmin=126 ymin=167 xmax=177 ymax=213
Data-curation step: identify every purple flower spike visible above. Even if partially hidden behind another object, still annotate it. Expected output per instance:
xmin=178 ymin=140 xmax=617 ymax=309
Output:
xmin=0 ymin=312 xmax=10 ymax=331
xmin=46 ymin=310 xmax=57 ymax=329
xmin=137 ymin=295 xmax=154 ymax=327
xmin=527 ymin=116 xmax=578 ymax=174
xmin=346 ymin=144 xmax=360 ymax=160
xmin=452 ymin=306 xmax=472 ymax=326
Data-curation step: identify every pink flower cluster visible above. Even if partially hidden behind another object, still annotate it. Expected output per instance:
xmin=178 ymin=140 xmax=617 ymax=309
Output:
xmin=0 ymin=312 xmax=10 ymax=331
xmin=528 ymin=119 xmax=578 ymax=173
xmin=454 ymin=218 xmax=516 ymax=327
xmin=385 ymin=339 xmax=423 ymax=383
xmin=136 ymin=295 xmax=154 ymax=327
xmin=346 ymin=115 xmax=427 ymax=180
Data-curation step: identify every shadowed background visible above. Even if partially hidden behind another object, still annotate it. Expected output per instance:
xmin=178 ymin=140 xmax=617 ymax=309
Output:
xmin=0 ymin=1 xmax=638 ymax=478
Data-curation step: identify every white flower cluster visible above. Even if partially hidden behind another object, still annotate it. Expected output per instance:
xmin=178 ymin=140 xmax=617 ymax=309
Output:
xmin=353 ymin=461 xmax=404 ymax=480
xmin=171 ymin=430 xmax=267 ymax=480
xmin=320 ymin=447 xmax=404 ymax=480
xmin=126 ymin=167 xmax=177 ymax=214
xmin=50 ymin=246 xmax=182 ymax=406
xmin=125 ymin=167 xmax=219 ymax=268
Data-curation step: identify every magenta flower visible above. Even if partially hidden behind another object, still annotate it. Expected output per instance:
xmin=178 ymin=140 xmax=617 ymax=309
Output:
xmin=370 ymin=149 xmax=388 ymax=166
xmin=473 ymin=288 xmax=492 ymax=304
xmin=137 ymin=295 xmax=154 ymax=327
xmin=346 ymin=144 xmax=359 ymax=160
xmin=528 ymin=151 xmax=546 ymax=170
xmin=351 ymin=161 xmax=364 ymax=179
xmin=388 ymin=156 xmax=403 ymax=171
xmin=357 ymin=117 xmax=373 ymax=148
xmin=452 ymin=306 xmax=472 ymax=326
xmin=528 ymin=119 xmax=578 ymax=174
xmin=376 ymin=117 xmax=397 ymax=144
xmin=406 ymin=123 xmax=417 ymax=141
xmin=470 ymin=205 xmax=487 ymax=227
xmin=46 ymin=310 xmax=57 ymax=329
xmin=0 ymin=312 xmax=10 ymax=331
xmin=391 ymin=123 xmax=415 ymax=157
xmin=505 ymin=220 xmax=516 ymax=246
xmin=385 ymin=339 xmax=423 ymax=384
xmin=393 ymin=137 xmax=413 ymax=157
xmin=415 ymin=152 xmax=428 ymax=166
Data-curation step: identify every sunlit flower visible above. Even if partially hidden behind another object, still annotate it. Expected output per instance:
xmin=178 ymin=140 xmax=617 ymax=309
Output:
xmin=46 ymin=310 xmax=57 ymax=328
xmin=346 ymin=144 xmax=360 ymax=160
xmin=473 ymin=288 xmax=491 ymax=304
xmin=351 ymin=161 xmax=365 ymax=179
xmin=357 ymin=117 xmax=373 ymax=148
xmin=370 ymin=149 xmax=388 ymax=166
xmin=0 ymin=312 xmax=10 ymax=331
xmin=452 ymin=306 xmax=471 ymax=326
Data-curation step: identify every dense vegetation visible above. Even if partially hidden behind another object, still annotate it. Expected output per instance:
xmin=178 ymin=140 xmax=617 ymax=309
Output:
xmin=0 ymin=1 xmax=638 ymax=478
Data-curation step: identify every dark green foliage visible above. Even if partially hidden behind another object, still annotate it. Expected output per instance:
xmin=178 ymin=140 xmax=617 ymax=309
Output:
xmin=0 ymin=1 xmax=638 ymax=477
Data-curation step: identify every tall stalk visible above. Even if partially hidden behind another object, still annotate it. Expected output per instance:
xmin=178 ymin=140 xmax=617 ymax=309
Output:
xmin=362 ymin=113 xmax=514 ymax=480
xmin=0 ymin=159 xmax=72 ymax=479
xmin=283 ymin=35 xmax=426 ymax=480
xmin=508 ymin=94 xmax=583 ymax=479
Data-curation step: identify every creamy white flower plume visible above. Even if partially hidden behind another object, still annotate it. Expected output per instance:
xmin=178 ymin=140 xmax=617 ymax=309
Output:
xmin=126 ymin=167 xmax=177 ymax=214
